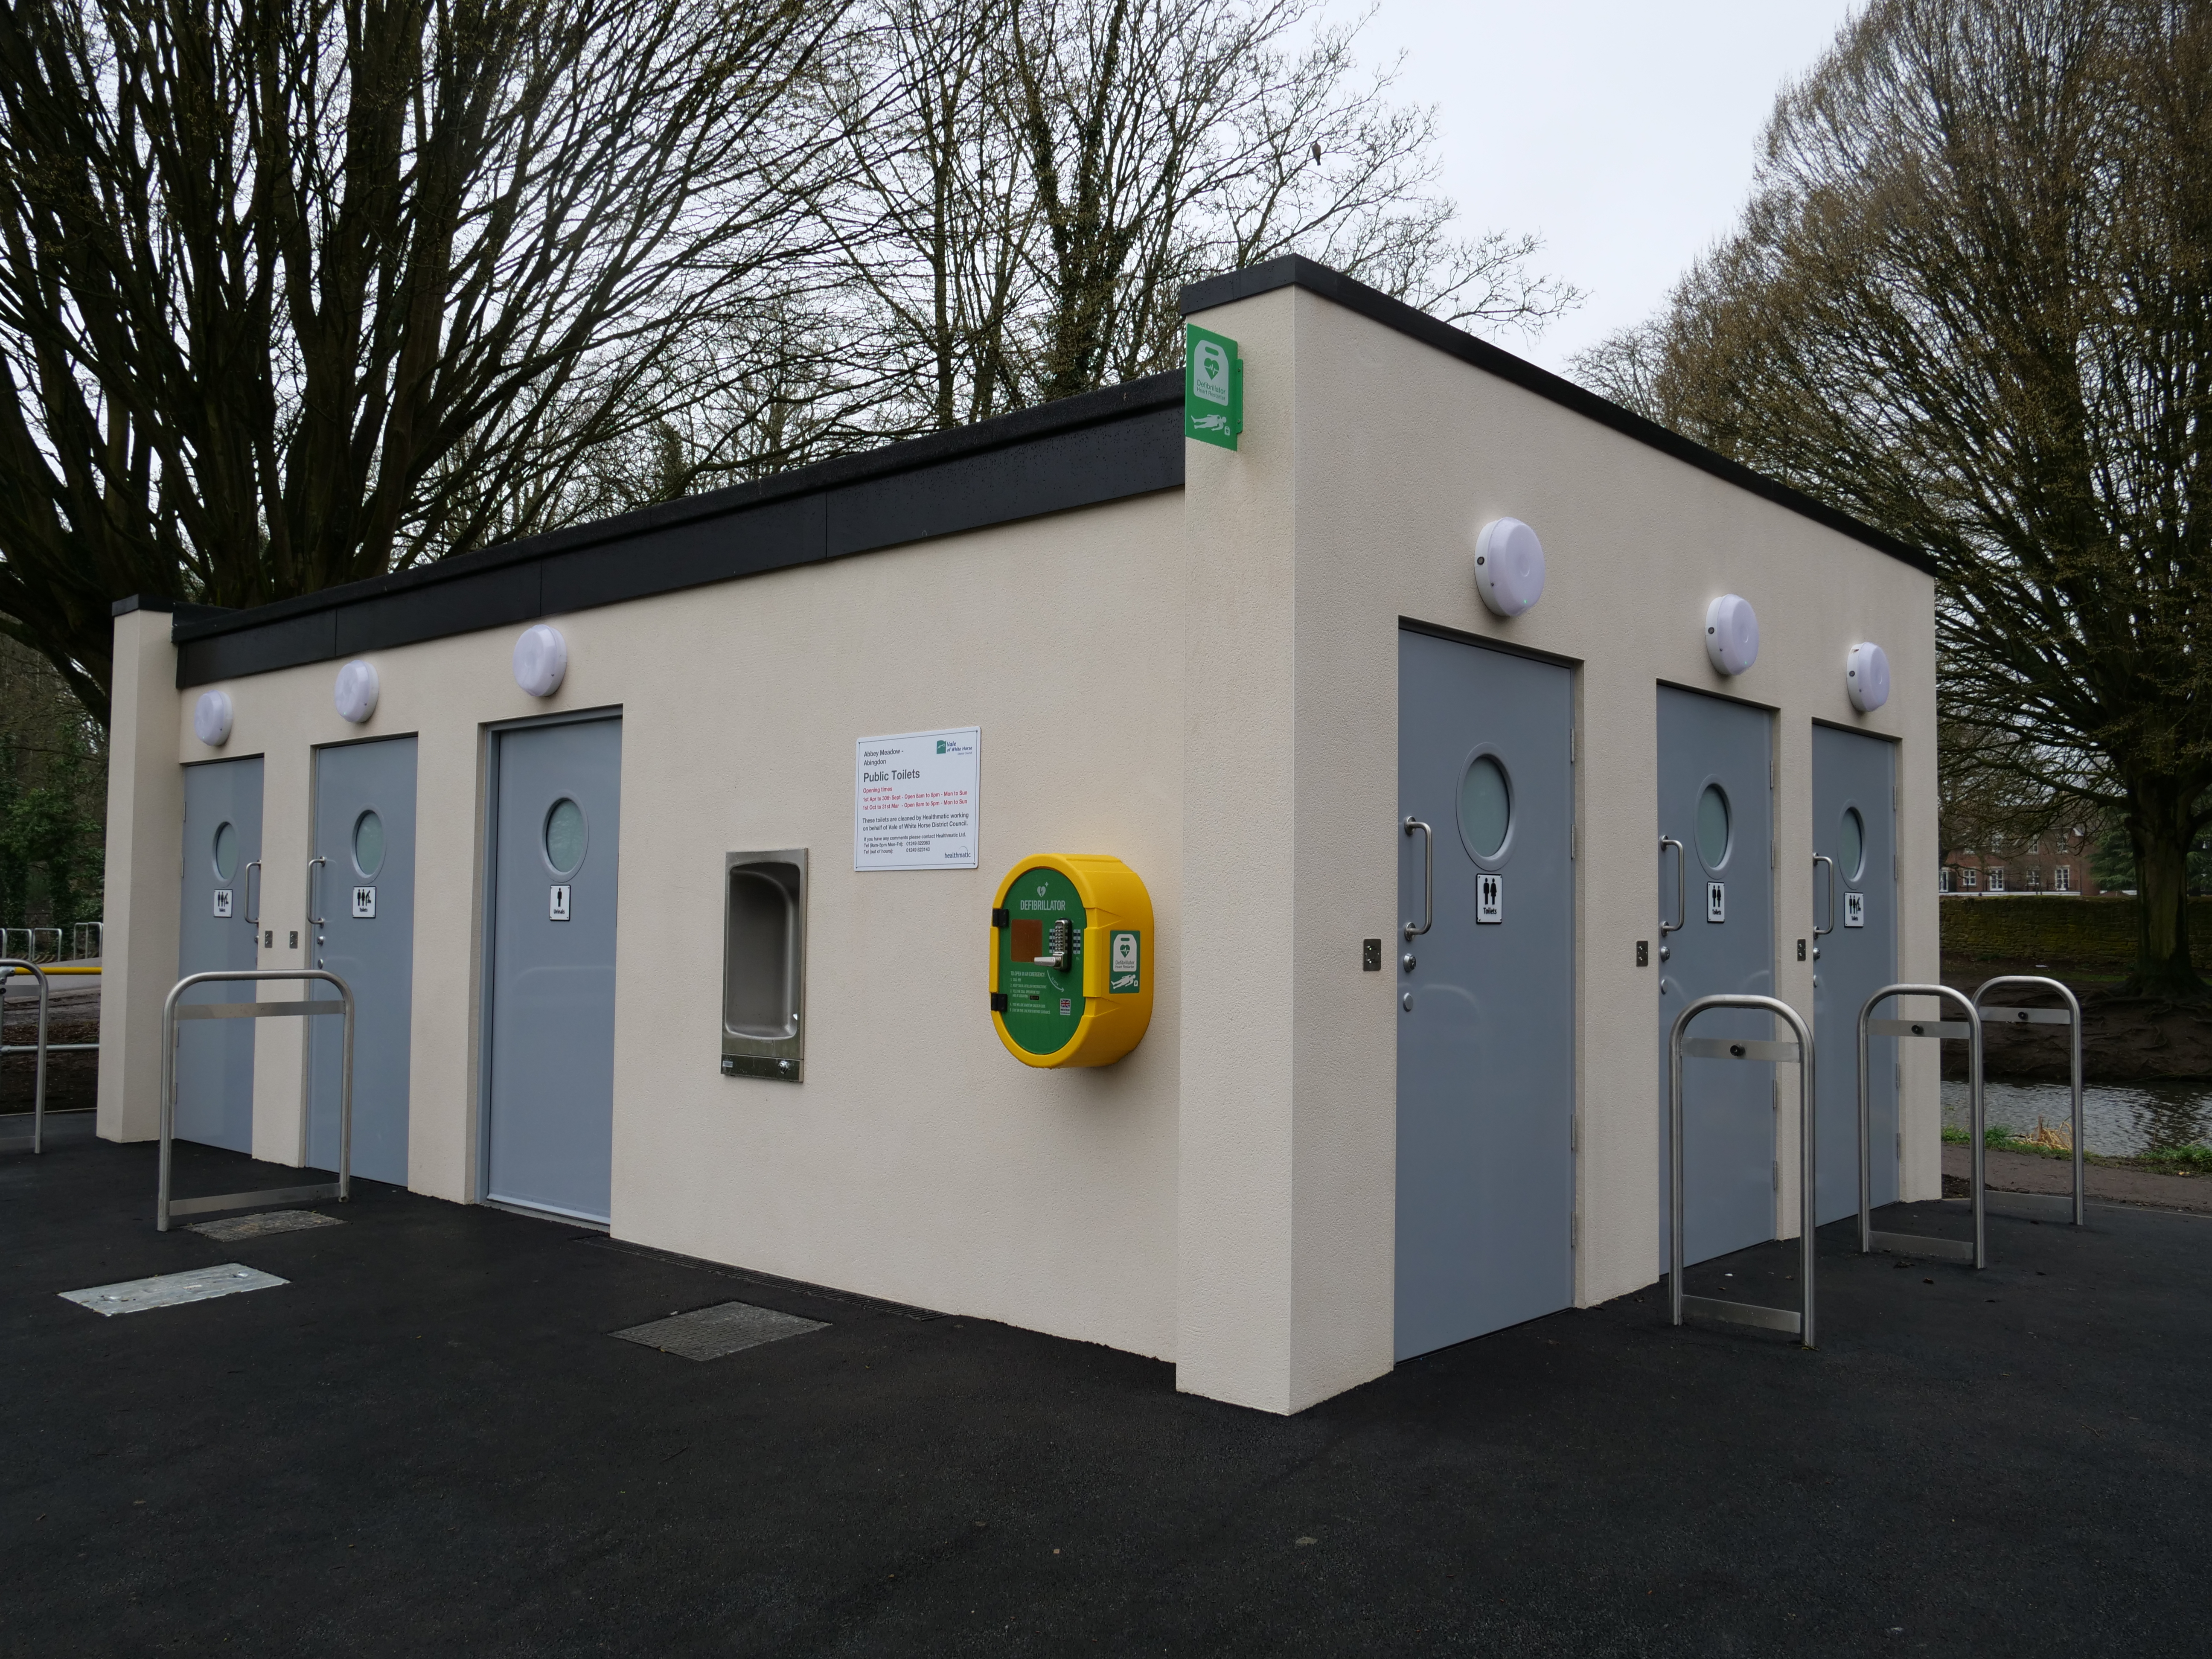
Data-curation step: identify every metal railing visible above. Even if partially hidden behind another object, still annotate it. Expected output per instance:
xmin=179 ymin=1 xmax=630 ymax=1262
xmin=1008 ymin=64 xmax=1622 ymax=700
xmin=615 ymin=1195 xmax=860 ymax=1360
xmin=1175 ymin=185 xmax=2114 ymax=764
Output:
xmin=0 ymin=960 xmax=49 ymax=1153
xmin=157 ymin=969 xmax=354 ymax=1232
xmin=1858 ymin=984 xmax=1985 ymax=1267
xmin=1973 ymin=975 xmax=2085 ymax=1228
xmin=0 ymin=925 xmax=94 ymax=963
xmin=1668 ymin=993 xmax=1818 ymax=1348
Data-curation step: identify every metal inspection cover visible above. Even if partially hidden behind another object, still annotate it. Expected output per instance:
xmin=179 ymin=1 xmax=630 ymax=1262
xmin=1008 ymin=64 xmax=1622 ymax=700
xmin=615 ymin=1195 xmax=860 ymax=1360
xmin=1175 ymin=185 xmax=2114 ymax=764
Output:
xmin=187 ymin=1210 xmax=345 ymax=1243
xmin=60 ymin=1264 xmax=288 ymax=1318
xmin=611 ymin=1300 xmax=827 ymax=1362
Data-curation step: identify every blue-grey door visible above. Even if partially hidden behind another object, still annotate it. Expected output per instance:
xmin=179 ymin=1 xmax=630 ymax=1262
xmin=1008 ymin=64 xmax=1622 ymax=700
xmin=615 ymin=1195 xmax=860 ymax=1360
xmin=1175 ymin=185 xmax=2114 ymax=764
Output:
xmin=1396 ymin=629 xmax=1576 ymax=1361
xmin=177 ymin=757 xmax=264 ymax=1153
xmin=484 ymin=718 xmax=622 ymax=1222
xmin=1656 ymin=687 xmax=1776 ymax=1266
xmin=306 ymin=737 xmax=417 ymax=1185
xmin=1813 ymin=724 xmax=1898 ymax=1222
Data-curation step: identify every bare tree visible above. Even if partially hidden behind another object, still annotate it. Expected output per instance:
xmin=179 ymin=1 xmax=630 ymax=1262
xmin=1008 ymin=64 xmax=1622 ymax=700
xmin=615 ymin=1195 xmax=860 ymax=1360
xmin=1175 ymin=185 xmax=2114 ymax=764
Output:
xmin=0 ymin=0 xmax=850 ymax=724
xmin=1572 ymin=0 xmax=2212 ymax=998
xmin=827 ymin=0 xmax=1580 ymax=427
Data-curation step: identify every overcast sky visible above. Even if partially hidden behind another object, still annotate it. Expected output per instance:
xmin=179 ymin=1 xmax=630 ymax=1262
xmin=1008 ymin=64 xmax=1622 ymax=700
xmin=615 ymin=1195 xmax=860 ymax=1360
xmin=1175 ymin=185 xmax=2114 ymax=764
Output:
xmin=1325 ymin=1 xmax=1863 ymax=375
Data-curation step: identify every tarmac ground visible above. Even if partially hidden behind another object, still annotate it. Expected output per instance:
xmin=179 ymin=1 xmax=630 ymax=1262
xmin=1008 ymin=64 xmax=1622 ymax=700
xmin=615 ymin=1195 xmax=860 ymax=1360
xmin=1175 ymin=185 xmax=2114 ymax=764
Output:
xmin=5 ymin=1123 xmax=2209 ymax=1656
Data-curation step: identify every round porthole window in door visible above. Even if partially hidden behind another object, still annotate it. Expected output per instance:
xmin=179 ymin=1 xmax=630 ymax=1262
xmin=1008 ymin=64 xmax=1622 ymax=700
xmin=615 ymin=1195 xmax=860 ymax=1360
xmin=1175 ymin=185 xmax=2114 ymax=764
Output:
xmin=1458 ymin=754 xmax=1511 ymax=862
xmin=213 ymin=821 xmax=239 ymax=881
xmin=353 ymin=809 xmax=385 ymax=878
xmin=1696 ymin=784 xmax=1731 ymax=870
xmin=544 ymin=798 xmax=587 ymax=875
xmin=1840 ymin=807 xmax=1865 ymax=882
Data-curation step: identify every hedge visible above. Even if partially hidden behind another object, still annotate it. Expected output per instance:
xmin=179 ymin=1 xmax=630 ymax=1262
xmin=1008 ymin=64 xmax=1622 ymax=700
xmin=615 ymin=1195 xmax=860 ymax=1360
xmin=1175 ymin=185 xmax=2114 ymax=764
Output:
xmin=1940 ymin=894 xmax=2212 ymax=967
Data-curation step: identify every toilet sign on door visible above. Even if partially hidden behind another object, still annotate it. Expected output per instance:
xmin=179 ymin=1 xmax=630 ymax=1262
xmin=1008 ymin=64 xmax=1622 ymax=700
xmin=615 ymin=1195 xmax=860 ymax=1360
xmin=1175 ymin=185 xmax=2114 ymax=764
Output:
xmin=1706 ymin=882 xmax=1727 ymax=923
xmin=351 ymin=886 xmax=376 ymax=919
xmin=549 ymin=884 xmax=571 ymax=922
xmin=1844 ymin=891 xmax=1865 ymax=928
xmin=1476 ymin=872 xmax=1502 ymax=923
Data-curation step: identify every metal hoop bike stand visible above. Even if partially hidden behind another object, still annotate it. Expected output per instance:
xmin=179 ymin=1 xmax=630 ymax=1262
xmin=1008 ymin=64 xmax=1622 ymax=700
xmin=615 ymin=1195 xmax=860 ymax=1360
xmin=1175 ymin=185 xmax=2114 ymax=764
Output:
xmin=1669 ymin=993 xmax=1817 ymax=1348
xmin=0 ymin=960 xmax=49 ymax=1153
xmin=157 ymin=969 xmax=355 ymax=1232
xmin=1857 ymin=984 xmax=1984 ymax=1267
xmin=1974 ymin=976 xmax=2084 ymax=1227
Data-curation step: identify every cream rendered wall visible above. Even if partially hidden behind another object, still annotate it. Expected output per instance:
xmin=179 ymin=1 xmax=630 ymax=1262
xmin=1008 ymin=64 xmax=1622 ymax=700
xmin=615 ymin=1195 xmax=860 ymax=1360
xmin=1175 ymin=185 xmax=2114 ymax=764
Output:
xmin=119 ymin=491 xmax=1185 ymax=1360
xmin=1177 ymin=283 xmax=1936 ymax=1413
xmin=97 ymin=607 xmax=186 ymax=1143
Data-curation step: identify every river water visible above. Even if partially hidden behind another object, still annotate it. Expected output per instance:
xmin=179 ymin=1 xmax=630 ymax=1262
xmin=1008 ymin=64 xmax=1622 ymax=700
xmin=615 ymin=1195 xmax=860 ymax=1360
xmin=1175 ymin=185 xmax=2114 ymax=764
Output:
xmin=1940 ymin=1079 xmax=2212 ymax=1157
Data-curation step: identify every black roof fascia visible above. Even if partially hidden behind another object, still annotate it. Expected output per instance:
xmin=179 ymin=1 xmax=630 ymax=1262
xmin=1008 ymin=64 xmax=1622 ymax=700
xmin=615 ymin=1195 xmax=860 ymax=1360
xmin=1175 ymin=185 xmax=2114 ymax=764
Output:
xmin=1180 ymin=256 xmax=1935 ymax=577
xmin=173 ymin=373 xmax=1184 ymax=688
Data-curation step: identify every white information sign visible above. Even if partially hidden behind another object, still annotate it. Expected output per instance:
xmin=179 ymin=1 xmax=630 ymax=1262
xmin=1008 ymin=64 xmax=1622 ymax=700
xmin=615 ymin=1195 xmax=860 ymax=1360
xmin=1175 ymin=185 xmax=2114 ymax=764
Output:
xmin=855 ymin=728 xmax=980 ymax=870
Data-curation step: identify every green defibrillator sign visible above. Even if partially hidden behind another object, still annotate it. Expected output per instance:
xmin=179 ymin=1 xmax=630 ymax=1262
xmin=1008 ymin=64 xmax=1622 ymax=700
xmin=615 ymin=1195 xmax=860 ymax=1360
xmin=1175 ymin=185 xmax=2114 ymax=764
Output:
xmin=1185 ymin=325 xmax=1243 ymax=450
xmin=1108 ymin=929 xmax=1139 ymax=993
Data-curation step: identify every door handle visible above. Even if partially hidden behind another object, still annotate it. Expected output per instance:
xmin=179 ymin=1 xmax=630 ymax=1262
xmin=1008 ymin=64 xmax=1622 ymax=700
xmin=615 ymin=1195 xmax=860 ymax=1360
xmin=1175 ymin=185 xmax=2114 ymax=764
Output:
xmin=1813 ymin=853 xmax=1837 ymax=938
xmin=306 ymin=855 xmax=329 ymax=969
xmin=1659 ymin=836 xmax=1686 ymax=937
xmin=1403 ymin=817 xmax=1433 ymax=940
xmin=243 ymin=860 xmax=262 ymax=926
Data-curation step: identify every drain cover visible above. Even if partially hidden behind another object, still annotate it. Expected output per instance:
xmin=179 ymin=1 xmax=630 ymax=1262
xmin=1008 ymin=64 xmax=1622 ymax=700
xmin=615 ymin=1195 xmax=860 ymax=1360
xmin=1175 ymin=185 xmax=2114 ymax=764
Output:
xmin=188 ymin=1210 xmax=344 ymax=1242
xmin=60 ymin=1264 xmax=288 ymax=1317
xmin=612 ymin=1300 xmax=826 ymax=1361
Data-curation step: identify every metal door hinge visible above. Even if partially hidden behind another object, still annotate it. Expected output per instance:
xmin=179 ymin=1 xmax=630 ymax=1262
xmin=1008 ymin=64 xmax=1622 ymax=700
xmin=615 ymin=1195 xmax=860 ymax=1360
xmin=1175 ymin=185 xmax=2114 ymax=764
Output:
xmin=1571 ymin=824 xmax=1580 ymax=860
xmin=1773 ymin=1161 xmax=1781 ymax=1193
xmin=1570 ymin=1115 xmax=1580 ymax=1153
xmin=1569 ymin=729 xmax=1577 ymax=763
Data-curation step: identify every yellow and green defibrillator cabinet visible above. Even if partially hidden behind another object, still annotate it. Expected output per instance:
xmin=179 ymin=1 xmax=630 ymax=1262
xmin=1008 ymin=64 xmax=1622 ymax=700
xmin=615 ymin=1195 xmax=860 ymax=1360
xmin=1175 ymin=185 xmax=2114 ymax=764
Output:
xmin=989 ymin=854 xmax=1155 ymax=1068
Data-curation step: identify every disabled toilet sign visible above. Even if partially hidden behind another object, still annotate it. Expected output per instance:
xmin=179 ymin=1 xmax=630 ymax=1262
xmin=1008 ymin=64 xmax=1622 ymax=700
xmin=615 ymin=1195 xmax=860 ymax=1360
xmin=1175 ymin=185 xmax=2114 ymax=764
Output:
xmin=351 ymin=885 xmax=376 ymax=919
xmin=1844 ymin=891 xmax=1866 ymax=928
xmin=1476 ymin=872 xmax=1502 ymax=924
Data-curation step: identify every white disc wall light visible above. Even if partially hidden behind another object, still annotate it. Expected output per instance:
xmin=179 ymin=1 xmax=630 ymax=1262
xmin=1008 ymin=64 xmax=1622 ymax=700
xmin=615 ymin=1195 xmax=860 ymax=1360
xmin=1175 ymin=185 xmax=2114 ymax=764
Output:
xmin=1846 ymin=641 xmax=1891 ymax=712
xmin=192 ymin=689 xmax=234 ymax=748
xmin=333 ymin=659 xmax=380 ymax=724
xmin=1474 ymin=518 xmax=1546 ymax=617
xmin=512 ymin=624 xmax=568 ymax=698
xmin=1704 ymin=594 xmax=1760 ymax=676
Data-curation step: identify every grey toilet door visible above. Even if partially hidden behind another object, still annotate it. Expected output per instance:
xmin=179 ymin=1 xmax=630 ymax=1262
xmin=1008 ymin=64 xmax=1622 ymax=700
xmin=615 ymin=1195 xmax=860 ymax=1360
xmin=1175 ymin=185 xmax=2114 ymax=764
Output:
xmin=1396 ymin=628 xmax=1575 ymax=1362
xmin=176 ymin=757 xmax=264 ymax=1153
xmin=306 ymin=737 xmax=418 ymax=1185
xmin=1812 ymin=724 xmax=1898 ymax=1222
xmin=1656 ymin=687 xmax=1776 ymax=1266
xmin=484 ymin=717 xmax=622 ymax=1222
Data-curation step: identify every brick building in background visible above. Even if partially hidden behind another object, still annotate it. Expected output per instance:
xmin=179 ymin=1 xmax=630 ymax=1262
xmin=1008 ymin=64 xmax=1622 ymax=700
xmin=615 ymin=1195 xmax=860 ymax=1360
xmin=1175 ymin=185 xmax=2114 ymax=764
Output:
xmin=1941 ymin=826 xmax=2108 ymax=896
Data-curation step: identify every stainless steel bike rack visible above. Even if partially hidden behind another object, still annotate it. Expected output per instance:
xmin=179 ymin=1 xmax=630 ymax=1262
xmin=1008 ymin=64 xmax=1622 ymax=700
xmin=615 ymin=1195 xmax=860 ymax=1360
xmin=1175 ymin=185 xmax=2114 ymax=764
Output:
xmin=0 ymin=960 xmax=49 ymax=1153
xmin=1669 ymin=993 xmax=1817 ymax=1348
xmin=1974 ymin=975 xmax=2084 ymax=1228
xmin=157 ymin=969 xmax=355 ymax=1232
xmin=1858 ymin=983 xmax=1984 ymax=1267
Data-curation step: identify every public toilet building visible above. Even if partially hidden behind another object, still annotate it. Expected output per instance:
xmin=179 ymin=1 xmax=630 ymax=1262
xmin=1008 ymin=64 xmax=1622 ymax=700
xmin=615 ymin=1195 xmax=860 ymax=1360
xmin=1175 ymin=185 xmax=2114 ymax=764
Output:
xmin=97 ymin=259 xmax=1938 ymax=1414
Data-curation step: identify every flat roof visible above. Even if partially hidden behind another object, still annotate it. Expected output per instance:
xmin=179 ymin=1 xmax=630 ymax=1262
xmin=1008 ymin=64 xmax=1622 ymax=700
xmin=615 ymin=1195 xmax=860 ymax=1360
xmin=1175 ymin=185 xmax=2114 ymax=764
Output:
xmin=148 ymin=258 xmax=1928 ymax=689
xmin=1182 ymin=256 xmax=1933 ymax=578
